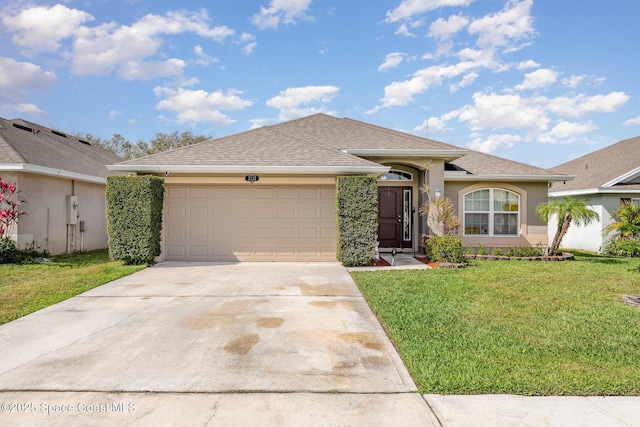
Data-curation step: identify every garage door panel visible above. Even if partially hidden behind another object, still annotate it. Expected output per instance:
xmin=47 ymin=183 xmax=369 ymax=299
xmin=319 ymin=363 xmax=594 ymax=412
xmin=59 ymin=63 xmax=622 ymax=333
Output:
xmin=165 ymin=185 xmax=336 ymax=261
xmin=189 ymin=187 xmax=208 ymax=198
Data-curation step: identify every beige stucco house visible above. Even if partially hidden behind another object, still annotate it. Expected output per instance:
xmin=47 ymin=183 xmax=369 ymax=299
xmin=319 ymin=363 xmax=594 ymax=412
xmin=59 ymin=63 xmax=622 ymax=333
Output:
xmin=549 ymin=136 xmax=640 ymax=252
xmin=109 ymin=114 xmax=568 ymax=262
xmin=0 ymin=117 xmax=122 ymax=254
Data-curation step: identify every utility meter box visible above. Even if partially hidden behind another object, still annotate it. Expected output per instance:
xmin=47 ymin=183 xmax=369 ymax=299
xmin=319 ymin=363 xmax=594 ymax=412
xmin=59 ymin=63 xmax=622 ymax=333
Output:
xmin=67 ymin=195 xmax=78 ymax=225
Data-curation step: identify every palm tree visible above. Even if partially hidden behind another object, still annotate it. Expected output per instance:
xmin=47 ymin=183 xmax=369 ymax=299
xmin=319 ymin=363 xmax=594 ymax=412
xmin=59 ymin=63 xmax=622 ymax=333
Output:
xmin=605 ymin=200 xmax=640 ymax=239
xmin=536 ymin=196 xmax=600 ymax=255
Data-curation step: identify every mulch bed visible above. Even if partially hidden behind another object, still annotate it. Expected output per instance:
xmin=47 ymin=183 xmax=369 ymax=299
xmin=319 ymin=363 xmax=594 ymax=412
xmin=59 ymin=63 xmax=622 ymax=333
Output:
xmin=367 ymin=258 xmax=392 ymax=267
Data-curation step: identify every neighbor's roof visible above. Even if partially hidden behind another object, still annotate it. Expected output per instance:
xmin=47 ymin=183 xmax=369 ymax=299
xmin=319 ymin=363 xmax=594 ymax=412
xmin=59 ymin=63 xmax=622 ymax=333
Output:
xmin=111 ymin=114 xmax=468 ymax=175
xmin=447 ymin=150 xmax=569 ymax=181
xmin=549 ymin=136 xmax=640 ymax=195
xmin=0 ymin=117 xmax=122 ymax=183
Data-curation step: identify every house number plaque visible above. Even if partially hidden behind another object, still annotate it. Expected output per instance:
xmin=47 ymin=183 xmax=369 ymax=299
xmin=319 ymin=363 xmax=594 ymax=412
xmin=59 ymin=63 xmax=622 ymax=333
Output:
xmin=245 ymin=175 xmax=259 ymax=183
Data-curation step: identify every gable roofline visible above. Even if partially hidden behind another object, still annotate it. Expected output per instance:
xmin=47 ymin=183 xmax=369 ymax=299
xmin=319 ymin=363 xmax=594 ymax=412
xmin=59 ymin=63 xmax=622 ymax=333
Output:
xmin=444 ymin=172 xmax=572 ymax=182
xmin=549 ymin=187 xmax=640 ymax=198
xmin=0 ymin=163 xmax=108 ymax=184
xmin=602 ymin=165 xmax=640 ymax=187
xmin=108 ymin=164 xmax=389 ymax=176
xmin=342 ymin=149 xmax=468 ymax=159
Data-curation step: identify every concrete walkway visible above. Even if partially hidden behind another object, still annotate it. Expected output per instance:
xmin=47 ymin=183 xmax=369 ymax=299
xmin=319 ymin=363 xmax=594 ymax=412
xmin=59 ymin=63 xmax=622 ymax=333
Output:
xmin=0 ymin=262 xmax=638 ymax=426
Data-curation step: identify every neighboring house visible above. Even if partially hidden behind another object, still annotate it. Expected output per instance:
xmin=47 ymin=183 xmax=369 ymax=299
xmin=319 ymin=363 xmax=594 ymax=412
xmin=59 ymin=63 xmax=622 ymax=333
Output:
xmin=0 ymin=117 xmax=123 ymax=254
xmin=549 ymin=136 xmax=640 ymax=252
xmin=109 ymin=114 xmax=568 ymax=262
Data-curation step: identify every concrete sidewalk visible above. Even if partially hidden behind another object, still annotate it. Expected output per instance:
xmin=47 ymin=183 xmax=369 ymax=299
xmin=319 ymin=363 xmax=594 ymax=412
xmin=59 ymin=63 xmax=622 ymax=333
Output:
xmin=0 ymin=261 xmax=638 ymax=426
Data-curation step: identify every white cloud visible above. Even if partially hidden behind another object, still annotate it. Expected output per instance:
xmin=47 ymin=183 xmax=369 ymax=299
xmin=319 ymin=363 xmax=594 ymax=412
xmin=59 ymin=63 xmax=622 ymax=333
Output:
xmin=3 ymin=6 xmax=235 ymax=81
xmin=378 ymin=53 xmax=406 ymax=72
xmin=454 ymin=92 xmax=549 ymax=132
xmin=0 ymin=57 xmax=57 ymax=93
xmin=395 ymin=23 xmax=417 ymax=37
xmin=239 ymin=33 xmax=257 ymax=55
xmin=429 ymin=14 xmax=469 ymax=40
xmin=516 ymin=59 xmax=540 ymax=69
xmin=2 ymin=4 xmax=93 ymax=54
xmin=562 ymin=74 xmax=584 ymax=88
xmin=193 ymin=45 xmax=219 ymax=66
xmin=368 ymin=61 xmax=476 ymax=112
xmin=468 ymin=0 xmax=534 ymax=49
xmin=71 ymin=10 xmax=233 ymax=78
xmin=266 ymin=85 xmax=339 ymax=120
xmin=5 ymin=103 xmax=49 ymax=118
xmin=514 ymin=68 xmax=558 ymax=91
xmin=154 ymin=87 xmax=252 ymax=125
xmin=546 ymin=92 xmax=630 ymax=117
xmin=449 ymin=72 xmax=478 ymax=92
xmin=252 ymin=0 xmax=314 ymax=30
xmin=108 ymin=110 xmax=121 ymax=120
xmin=623 ymin=116 xmax=640 ymax=126
xmin=414 ymin=116 xmax=452 ymax=133
xmin=538 ymin=121 xmax=596 ymax=143
xmin=467 ymin=133 xmax=521 ymax=153
xmin=386 ymin=0 xmax=474 ymax=23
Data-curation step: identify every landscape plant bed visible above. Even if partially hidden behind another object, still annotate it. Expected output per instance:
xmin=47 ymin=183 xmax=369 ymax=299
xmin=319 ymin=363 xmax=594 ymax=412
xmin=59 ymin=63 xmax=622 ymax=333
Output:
xmin=468 ymin=252 xmax=575 ymax=261
xmin=351 ymin=251 xmax=640 ymax=395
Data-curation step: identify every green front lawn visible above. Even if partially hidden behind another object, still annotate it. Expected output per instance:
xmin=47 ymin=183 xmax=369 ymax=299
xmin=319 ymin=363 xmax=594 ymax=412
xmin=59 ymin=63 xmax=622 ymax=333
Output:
xmin=0 ymin=250 xmax=146 ymax=325
xmin=351 ymin=252 xmax=640 ymax=395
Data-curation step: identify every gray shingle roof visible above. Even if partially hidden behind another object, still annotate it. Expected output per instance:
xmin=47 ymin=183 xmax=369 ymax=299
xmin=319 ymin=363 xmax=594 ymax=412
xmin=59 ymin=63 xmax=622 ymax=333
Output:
xmin=114 ymin=113 xmax=566 ymax=180
xmin=549 ymin=136 xmax=640 ymax=192
xmin=119 ymin=125 xmax=380 ymax=168
xmin=450 ymin=150 xmax=562 ymax=177
xmin=0 ymin=117 xmax=122 ymax=179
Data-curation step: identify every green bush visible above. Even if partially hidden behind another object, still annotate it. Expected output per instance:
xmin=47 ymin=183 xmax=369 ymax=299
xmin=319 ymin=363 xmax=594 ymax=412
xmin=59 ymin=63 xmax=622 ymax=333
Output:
xmin=0 ymin=238 xmax=49 ymax=264
xmin=336 ymin=176 xmax=378 ymax=267
xmin=426 ymin=235 xmax=464 ymax=263
xmin=603 ymin=237 xmax=640 ymax=257
xmin=106 ymin=175 xmax=164 ymax=265
xmin=506 ymin=244 xmax=545 ymax=257
xmin=0 ymin=238 xmax=22 ymax=263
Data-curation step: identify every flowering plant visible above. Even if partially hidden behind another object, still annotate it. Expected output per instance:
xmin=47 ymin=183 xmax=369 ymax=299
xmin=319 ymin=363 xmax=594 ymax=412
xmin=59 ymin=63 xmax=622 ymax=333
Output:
xmin=0 ymin=179 xmax=26 ymax=238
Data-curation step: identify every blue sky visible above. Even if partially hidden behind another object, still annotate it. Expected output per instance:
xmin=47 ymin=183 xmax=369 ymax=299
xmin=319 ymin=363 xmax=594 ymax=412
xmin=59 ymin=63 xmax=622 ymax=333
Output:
xmin=1 ymin=0 xmax=638 ymax=168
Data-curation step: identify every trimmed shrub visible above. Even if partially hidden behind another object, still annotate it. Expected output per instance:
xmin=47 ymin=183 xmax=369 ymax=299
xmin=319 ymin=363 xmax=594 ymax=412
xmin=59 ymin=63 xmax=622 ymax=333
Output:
xmin=336 ymin=176 xmax=378 ymax=267
xmin=603 ymin=237 xmax=640 ymax=257
xmin=106 ymin=175 xmax=164 ymax=265
xmin=0 ymin=237 xmax=23 ymax=264
xmin=426 ymin=235 xmax=464 ymax=263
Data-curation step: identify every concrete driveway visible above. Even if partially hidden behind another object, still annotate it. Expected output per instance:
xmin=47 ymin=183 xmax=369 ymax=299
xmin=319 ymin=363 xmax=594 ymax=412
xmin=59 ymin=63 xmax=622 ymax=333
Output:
xmin=0 ymin=262 xmax=437 ymax=426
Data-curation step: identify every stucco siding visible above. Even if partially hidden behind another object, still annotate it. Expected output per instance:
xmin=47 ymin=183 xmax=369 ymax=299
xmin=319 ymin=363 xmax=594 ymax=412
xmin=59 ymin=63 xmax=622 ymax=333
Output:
xmin=12 ymin=173 xmax=108 ymax=254
xmin=550 ymin=194 xmax=631 ymax=253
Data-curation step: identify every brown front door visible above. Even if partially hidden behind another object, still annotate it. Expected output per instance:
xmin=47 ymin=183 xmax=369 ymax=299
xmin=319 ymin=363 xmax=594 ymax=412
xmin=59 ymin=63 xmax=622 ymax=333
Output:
xmin=378 ymin=186 xmax=412 ymax=249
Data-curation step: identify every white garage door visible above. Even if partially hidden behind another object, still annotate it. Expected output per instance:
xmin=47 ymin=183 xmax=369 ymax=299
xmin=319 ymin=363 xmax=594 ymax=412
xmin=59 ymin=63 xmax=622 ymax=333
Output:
xmin=164 ymin=185 xmax=336 ymax=261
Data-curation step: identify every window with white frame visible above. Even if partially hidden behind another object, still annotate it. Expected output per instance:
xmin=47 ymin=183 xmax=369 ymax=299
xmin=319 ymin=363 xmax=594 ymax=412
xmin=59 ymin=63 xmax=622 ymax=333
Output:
xmin=464 ymin=188 xmax=520 ymax=236
xmin=632 ymin=198 xmax=640 ymax=208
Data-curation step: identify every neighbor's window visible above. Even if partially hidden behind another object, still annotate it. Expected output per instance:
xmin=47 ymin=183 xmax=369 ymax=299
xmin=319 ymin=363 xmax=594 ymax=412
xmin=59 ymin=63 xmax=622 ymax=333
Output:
xmin=464 ymin=188 xmax=520 ymax=236
xmin=632 ymin=198 xmax=640 ymax=208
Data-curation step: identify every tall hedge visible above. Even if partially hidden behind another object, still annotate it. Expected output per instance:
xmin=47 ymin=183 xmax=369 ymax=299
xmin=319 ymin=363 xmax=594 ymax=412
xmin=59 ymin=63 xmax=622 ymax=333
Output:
xmin=106 ymin=175 xmax=164 ymax=264
xmin=336 ymin=176 xmax=378 ymax=266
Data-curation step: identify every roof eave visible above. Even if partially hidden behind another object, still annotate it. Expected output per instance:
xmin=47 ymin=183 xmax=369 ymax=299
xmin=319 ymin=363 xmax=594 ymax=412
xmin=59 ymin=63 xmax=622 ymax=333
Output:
xmin=107 ymin=164 xmax=390 ymax=176
xmin=0 ymin=163 xmax=107 ymax=184
xmin=445 ymin=173 xmax=572 ymax=182
xmin=550 ymin=187 xmax=640 ymax=197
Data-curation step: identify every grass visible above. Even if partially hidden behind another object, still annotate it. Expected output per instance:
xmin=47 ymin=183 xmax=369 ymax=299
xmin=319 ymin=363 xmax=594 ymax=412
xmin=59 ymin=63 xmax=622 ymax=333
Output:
xmin=0 ymin=250 xmax=146 ymax=325
xmin=351 ymin=252 xmax=640 ymax=396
